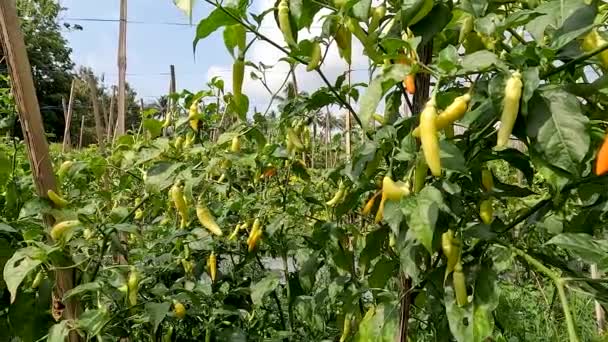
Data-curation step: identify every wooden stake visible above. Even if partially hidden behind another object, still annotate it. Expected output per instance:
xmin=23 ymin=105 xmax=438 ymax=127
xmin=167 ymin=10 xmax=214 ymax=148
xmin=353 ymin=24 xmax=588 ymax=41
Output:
xmin=164 ymin=64 xmax=175 ymax=136
xmin=106 ymin=87 xmax=115 ymax=140
xmin=345 ymin=65 xmax=352 ymax=160
xmin=78 ymin=115 xmax=85 ymax=149
xmin=0 ymin=2 xmax=80 ymax=340
xmin=62 ymin=79 xmax=76 ymax=152
xmin=116 ymin=0 xmax=127 ymax=136
xmin=591 ymin=264 xmax=606 ymax=333
xmin=87 ymin=74 xmax=105 ymax=150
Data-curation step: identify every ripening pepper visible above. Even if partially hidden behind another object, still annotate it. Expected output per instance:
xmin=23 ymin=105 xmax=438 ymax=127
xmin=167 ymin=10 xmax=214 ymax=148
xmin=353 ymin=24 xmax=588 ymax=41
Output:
xmin=170 ymin=183 xmax=188 ymax=228
xmin=50 ymin=220 xmax=81 ymax=241
xmin=453 ymin=262 xmax=468 ymax=306
xmin=595 ymin=133 xmax=608 ymax=175
xmin=47 ymin=189 xmax=69 ymax=208
xmin=196 ymin=204 xmax=223 ymax=236
xmin=233 ymin=58 xmax=245 ymax=106
xmin=326 ymin=181 xmax=346 ymax=207
xmin=419 ymin=99 xmax=441 ymax=176
xmin=441 ymin=230 xmax=459 ymax=279
xmin=480 ymin=199 xmax=493 ymax=224
xmin=173 ymin=301 xmax=186 ymax=319
xmin=413 ymin=94 xmax=471 ymax=137
xmin=127 ymin=267 xmax=139 ymax=306
xmin=496 ymin=71 xmax=523 ymax=149
xmin=361 ymin=191 xmax=380 ymax=216
xmin=208 ymin=252 xmax=217 ymax=282
xmin=278 ymin=0 xmax=296 ymax=46
xmin=307 ymin=41 xmax=322 ymax=72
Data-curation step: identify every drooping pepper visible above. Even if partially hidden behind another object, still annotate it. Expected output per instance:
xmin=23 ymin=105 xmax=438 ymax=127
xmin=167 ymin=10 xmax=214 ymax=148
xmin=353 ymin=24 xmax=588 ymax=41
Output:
xmin=278 ymin=0 xmax=296 ymax=46
xmin=196 ymin=203 xmax=223 ymax=236
xmin=453 ymin=262 xmax=468 ymax=306
xmin=307 ymin=41 xmax=322 ymax=72
xmin=496 ymin=71 xmax=523 ymax=149
xmin=419 ymin=99 xmax=441 ymax=176
xmin=208 ymin=252 xmax=217 ymax=282
xmin=595 ymin=134 xmax=608 ymax=175
xmin=233 ymin=58 xmax=245 ymax=106
xmin=413 ymin=94 xmax=471 ymax=137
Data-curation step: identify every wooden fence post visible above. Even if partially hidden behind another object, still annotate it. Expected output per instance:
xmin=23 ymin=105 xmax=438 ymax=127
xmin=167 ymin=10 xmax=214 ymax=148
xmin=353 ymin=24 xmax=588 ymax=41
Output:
xmin=0 ymin=2 xmax=81 ymax=340
xmin=62 ymin=79 xmax=75 ymax=152
xmin=87 ymin=74 xmax=105 ymax=150
xmin=107 ymin=87 xmax=115 ymax=141
xmin=116 ymin=0 xmax=127 ymax=136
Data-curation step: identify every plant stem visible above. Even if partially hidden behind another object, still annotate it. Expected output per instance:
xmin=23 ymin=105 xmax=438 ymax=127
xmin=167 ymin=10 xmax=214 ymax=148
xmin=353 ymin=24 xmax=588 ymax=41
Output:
xmin=543 ymin=43 xmax=608 ymax=78
xmin=512 ymin=248 xmax=579 ymax=342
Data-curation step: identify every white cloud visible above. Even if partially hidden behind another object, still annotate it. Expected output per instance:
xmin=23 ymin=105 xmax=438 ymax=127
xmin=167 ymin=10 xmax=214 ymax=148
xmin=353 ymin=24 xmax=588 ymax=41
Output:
xmin=205 ymin=0 xmax=374 ymax=112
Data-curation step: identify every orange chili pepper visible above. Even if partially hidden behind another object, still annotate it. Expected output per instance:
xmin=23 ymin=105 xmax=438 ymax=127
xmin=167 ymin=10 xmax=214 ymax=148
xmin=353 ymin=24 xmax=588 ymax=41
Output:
xmin=596 ymin=134 xmax=608 ymax=175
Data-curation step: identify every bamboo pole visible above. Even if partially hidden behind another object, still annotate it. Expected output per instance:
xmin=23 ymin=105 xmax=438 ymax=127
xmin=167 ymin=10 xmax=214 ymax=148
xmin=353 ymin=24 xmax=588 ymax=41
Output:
xmin=78 ymin=115 xmax=85 ymax=149
xmin=0 ymin=2 xmax=80 ymax=340
xmin=591 ymin=264 xmax=606 ymax=333
xmin=165 ymin=64 xmax=175 ymax=137
xmin=116 ymin=0 xmax=127 ymax=136
xmin=106 ymin=87 xmax=115 ymax=140
xmin=62 ymin=79 xmax=76 ymax=152
xmin=87 ymin=74 xmax=105 ymax=150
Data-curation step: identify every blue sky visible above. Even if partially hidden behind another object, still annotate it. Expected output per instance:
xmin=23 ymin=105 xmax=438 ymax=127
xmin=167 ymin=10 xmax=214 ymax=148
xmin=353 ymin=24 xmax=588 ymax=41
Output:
xmin=59 ymin=0 xmax=372 ymax=112
xmin=61 ymin=0 xmax=226 ymax=101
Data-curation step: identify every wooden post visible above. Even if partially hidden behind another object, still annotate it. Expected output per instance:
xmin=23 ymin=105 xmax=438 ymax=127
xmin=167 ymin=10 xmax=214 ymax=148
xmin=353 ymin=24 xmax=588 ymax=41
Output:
xmin=344 ymin=66 xmax=352 ymax=160
xmin=325 ymin=108 xmax=330 ymax=169
xmin=0 ymin=2 xmax=80 ymax=341
xmin=107 ymin=87 xmax=115 ymax=140
xmin=62 ymin=79 xmax=76 ymax=152
xmin=116 ymin=0 xmax=127 ymax=136
xmin=169 ymin=64 xmax=176 ymax=95
xmin=87 ymin=74 xmax=105 ymax=150
xmin=164 ymin=64 xmax=175 ymax=137
xmin=78 ymin=115 xmax=85 ymax=149
xmin=592 ymin=264 xmax=606 ymax=333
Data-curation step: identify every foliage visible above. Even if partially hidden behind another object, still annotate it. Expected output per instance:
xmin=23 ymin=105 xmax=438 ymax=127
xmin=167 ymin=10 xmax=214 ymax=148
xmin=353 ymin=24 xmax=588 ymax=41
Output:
xmin=1 ymin=0 xmax=608 ymax=341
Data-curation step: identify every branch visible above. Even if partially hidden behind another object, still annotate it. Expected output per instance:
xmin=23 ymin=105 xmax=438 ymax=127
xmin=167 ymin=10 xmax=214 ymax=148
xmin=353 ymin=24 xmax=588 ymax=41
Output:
xmin=543 ymin=43 xmax=608 ymax=78
xmin=203 ymin=0 xmax=366 ymax=134
xmin=499 ymin=174 xmax=608 ymax=234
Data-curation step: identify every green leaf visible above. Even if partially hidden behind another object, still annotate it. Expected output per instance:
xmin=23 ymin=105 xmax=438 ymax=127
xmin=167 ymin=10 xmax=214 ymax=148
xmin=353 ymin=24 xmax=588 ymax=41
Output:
xmin=47 ymin=321 xmax=70 ymax=342
xmin=143 ymin=118 xmax=163 ymax=139
xmin=437 ymin=45 xmax=459 ymax=74
xmin=194 ymin=7 xmax=240 ymax=52
xmin=0 ymin=151 xmax=9 ymax=188
xmin=0 ymin=222 xmax=17 ymax=233
xmin=290 ymin=0 xmax=322 ymax=29
xmin=460 ymin=0 xmax=488 ymax=17
xmin=250 ymin=272 xmax=280 ymax=306
xmin=440 ymin=141 xmax=467 ymax=174
xmin=460 ymin=51 xmax=503 ymax=73
xmin=359 ymin=64 xmax=409 ymax=131
xmin=521 ymin=67 xmax=540 ymax=115
xmin=526 ymin=88 xmax=589 ymax=175
xmin=351 ymin=0 xmax=371 ymax=21
xmin=3 ymin=247 xmax=43 ymax=303
xmin=546 ymin=234 xmax=608 ymax=270
xmin=63 ymin=281 xmax=101 ymax=301
xmin=354 ymin=303 xmax=399 ymax=342
xmin=145 ymin=302 xmax=171 ymax=333
xmin=368 ymin=257 xmax=397 ymax=288
xmin=410 ymin=2 xmax=453 ymax=45
xmin=472 ymin=266 xmax=499 ymax=341
xmin=404 ymin=186 xmax=446 ymax=253
xmin=145 ymin=161 xmax=183 ymax=193
xmin=76 ymin=309 xmax=110 ymax=336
